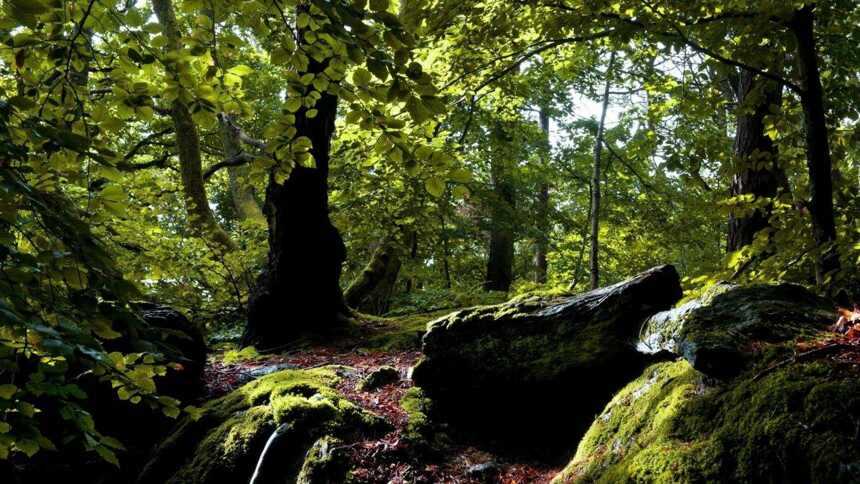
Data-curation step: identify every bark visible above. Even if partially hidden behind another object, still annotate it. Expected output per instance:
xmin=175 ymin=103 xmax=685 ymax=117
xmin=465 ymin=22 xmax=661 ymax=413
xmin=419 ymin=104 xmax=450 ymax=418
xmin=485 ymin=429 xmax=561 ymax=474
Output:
xmin=218 ymin=114 xmax=264 ymax=222
xmin=405 ymin=231 xmax=418 ymax=293
xmin=534 ymin=109 xmax=550 ymax=284
xmin=243 ymin=9 xmax=348 ymax=348
xmin=590 ymin=52 xmax=615 ymax=289
xmin=726 ymin=69 xmax=786 ymax=252
xmin=484 ymin=124 xmax=516 ymax=292
xmin=789 ymin=6 xmax=840 ymax=285
xmin=344 ymin=240 xmax=402 ymax=315
xmin=152 ymin=0 xmax=235 ymax=251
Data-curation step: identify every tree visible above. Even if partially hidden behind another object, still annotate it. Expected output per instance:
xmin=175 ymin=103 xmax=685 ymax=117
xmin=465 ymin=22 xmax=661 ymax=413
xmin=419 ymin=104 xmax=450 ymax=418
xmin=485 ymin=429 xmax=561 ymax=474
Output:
xmin=534 ymin=108 xmax=550 ymax=284
xmin=152 ymin=0 xmax=235 ymax=251
xmin=726 ymin=69 xmax=786 ymax=253
xmin=590 ymin=51 xmax=615 ymax=289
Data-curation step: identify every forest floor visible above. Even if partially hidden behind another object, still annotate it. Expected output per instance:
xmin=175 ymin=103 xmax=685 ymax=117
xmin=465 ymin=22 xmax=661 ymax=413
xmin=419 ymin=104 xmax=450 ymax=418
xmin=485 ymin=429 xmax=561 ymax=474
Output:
xmin=204 ymin=310 xmax=561 ymax=483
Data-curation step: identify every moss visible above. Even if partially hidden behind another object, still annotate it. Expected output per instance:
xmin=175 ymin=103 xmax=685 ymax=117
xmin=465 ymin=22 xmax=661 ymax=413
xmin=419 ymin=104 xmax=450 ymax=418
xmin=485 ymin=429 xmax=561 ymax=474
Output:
xmin=400 ymin=387 xmax=433 ymax=441
xmin=356 ymin=366 xmax=400 ymax=391
xmin=360 ymin=310 xmax=449 ymax=351
xmin=296 ymin=435 xmax=348 ymax=484
xmin=140 ymin=366 xmax=387 ymax=484
xmin=554 ymin=358 xmax=860 ymax=483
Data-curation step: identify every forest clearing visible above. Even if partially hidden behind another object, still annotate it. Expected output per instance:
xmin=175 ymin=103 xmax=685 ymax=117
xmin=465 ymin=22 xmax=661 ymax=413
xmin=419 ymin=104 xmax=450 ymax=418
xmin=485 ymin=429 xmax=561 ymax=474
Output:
xmin=2 ymin=0 xmax=860 ymax=482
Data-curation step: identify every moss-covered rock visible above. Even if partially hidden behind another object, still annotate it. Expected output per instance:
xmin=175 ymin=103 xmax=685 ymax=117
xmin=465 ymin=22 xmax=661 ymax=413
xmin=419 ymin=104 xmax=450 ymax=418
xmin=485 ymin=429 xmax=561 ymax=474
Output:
xmin=553 ymin=358 xmax=860 ymax=483
xmin=400 ymin=387 xmax=433 ymax=442
xmin=411 ymin=265 xmax=682 ymax=456
xmin=356 ymin=366 xmax=400 ymax=391
xmin=296 ymin=435 xmax=349 ymax=484
xmin=138 ymin=367 xmax=389 ymax=484
xmin=639 ymin=283 xmax=833 ymax=378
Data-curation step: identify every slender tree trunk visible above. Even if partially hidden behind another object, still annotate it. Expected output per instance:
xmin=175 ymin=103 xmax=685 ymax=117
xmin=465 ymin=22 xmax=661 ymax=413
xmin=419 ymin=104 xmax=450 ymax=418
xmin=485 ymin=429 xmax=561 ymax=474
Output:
xmin=152 ymin=0 xmax=235 ymax=251
xmin=790 ymin=6 xmax=840 ymax=286
xmin=484 ymin=124 xmax=516 ymax=292
xmin=726 ymin=69 xmax=786 ymax=252
xmin=534 ymin=109 xmax=550 ymax=284
xmin=589 ymin=52 xmax=614 ymax=290
xmin=243 ymin=8 xmax=348 ymax=348
xmin=405 ymin=231 xmax=418 ymax=293
xmin=344 ymin=239 xmax=402 ymax=315
xmin=218 ymin=114 xmax=264 ymax=222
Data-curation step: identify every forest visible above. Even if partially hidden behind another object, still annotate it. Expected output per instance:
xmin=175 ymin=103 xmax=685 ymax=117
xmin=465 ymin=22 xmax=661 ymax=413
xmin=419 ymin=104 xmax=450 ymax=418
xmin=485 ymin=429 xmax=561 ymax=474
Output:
xmin=2 ymin=0 xmax=860 ymax=482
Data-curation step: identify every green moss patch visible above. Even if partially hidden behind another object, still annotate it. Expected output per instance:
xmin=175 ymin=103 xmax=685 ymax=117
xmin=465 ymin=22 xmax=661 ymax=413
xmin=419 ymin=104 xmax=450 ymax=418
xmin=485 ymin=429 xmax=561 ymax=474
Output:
xmin=139 ymin=367 xmax=388 ymax=484
xmin=554 ymin=358 xmax=860 ymax=483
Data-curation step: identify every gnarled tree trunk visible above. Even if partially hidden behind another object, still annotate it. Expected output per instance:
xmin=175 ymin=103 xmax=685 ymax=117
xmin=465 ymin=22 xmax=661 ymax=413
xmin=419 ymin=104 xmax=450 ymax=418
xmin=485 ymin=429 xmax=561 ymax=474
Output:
xmin=242 ymin=49 xmax=348 ymax=349
xmin=726 ymin=69 xmax=786 ymax=252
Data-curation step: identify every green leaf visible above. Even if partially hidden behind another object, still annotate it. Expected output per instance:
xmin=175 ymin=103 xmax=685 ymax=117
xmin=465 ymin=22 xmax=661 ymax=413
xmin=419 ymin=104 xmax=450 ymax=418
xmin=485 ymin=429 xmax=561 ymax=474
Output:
xmin=296 ymin=13 xmax=310 ymax=29
xmin=228 ymin=64 xmax=254 ymax=77
xmin=285 ymin=98 xmax=302 ymax=113
xmin=425 ymin=178 xmax=445 ymax=197
xmin=95 ymin=445 xmax=120 ymax=466
xmin=352 ymin=68 xmax=372 ymax=87
xmin=0 ymin=385 xmax=17 ymax=400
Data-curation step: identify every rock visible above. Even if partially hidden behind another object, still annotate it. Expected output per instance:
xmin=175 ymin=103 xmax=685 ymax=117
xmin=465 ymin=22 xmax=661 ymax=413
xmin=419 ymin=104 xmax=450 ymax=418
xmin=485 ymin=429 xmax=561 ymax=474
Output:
xmin=296 ymin=436 xmax=349 ymax=484
xmin=639 ymin=283 xmax=833 ymax=378
xmin=466 ymin=461 xmax=499 ymax=482
xmin=138 ymin=367 xmax=390 ymax=484
xmin=136 ymin=302 xmax=208 ymax=401
xmin=357 ymin=366 xmax=400 ymax=391
xmin=554 ymin=358 xmax=860 ymax=483
xmin=411 ymin=265 xmax=683 ymax=456
xmin=400 ymin=387 xmax=433 ymax=442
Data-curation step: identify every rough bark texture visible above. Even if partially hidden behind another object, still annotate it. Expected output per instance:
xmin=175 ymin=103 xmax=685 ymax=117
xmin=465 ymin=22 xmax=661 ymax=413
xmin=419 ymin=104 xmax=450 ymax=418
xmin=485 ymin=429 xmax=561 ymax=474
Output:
xmin=243 ymin=43 xmax=348 ymax=349
xmin=534 ymin=109 xmax=550 ymax=284
xmin=484 ymin=125 xmax=516 ymax=292
xmin=590 ymin=52 xmax=614 ymax=289
xmin=219 ymin=114 xmax=263 ymax=222
xmin=152 ymin=0 xmax=235 ymax=251
xmin=412 ymin=265 xmax=682 ymax=456
xmin=726 ymin=69 xmax=786 ymax=252
xmin=344 ymin=240 xmax=402 ymax=315
xmin=790 ymin=6 xmax=840 ymax=285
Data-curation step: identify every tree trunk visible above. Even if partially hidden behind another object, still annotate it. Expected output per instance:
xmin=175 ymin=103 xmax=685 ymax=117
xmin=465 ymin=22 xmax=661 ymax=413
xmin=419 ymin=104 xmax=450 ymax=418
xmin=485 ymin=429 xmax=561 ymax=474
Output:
xmin=218 ymin=114 xmax=264 ymax=222
xmin=790 ymin=6 xmax=840 ymax=286
xmin=484 ymin=125 xmax=516 ymax=292
xmin=534 ymin=109 xmax=550 ymax=284
xmin=726 ymin=69 xmax=786 ymax=252
xmin=590 ymin=52 xmax=615 ymax=289
xmin=243 ymin=14 xmax=348 ymax=348
xmin=152 ymin=0 xmax=235 ymax=251
xmin=405 ymin=231 xmax=418 ymax=293
xmin=344 ymin=240 xmax=402 ymax=315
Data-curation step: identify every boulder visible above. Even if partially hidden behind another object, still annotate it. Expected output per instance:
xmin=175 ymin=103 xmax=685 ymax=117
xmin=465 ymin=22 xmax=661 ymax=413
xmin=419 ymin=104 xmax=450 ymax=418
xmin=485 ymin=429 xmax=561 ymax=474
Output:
xmin=138 ymin=366 xmax=390 ymax=484
xmin=411 ymin=265 xmax=683 ymax=456
xmin=136 ymin=302 xmax=208 ymax=401
xmin=639 ymin=283 xmax=833 ymax=378
xmin=356 ymin=366 xmax=400 ymax=391
xmin=554 ymin=358 xmax=860 ymax=483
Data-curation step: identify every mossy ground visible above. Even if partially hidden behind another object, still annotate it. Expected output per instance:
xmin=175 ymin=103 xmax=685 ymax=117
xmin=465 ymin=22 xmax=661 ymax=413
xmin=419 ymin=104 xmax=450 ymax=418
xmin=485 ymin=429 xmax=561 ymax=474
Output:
xmin=140 ymin=366 xmax=386 ymax=484
xmin=554 ymin=353 xmax=860 ymax=483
